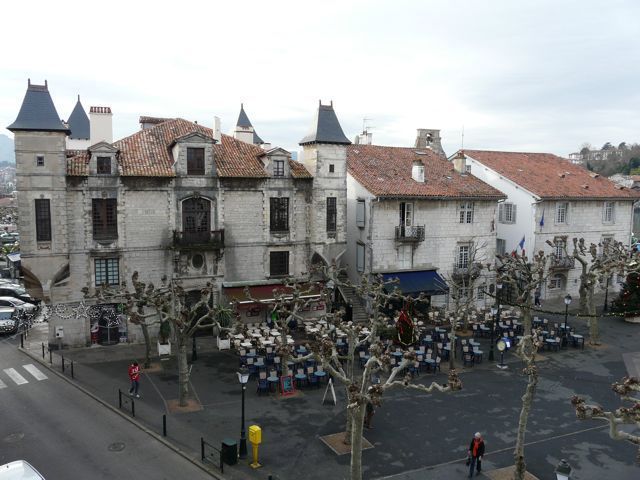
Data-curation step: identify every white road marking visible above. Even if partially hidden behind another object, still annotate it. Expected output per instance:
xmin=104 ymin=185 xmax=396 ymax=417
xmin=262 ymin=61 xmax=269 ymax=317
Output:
xmin=0 ymin=378 xmax=6 ymax=389
xmin=4 ymin=368 xmax=28 ymax=385
xmin=23 ymin=364 xmax=47 ymax=381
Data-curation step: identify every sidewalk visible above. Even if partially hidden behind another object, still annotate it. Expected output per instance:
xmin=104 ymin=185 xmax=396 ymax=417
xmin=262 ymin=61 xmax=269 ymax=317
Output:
xmin=17 ymin=301 xmax=640 ymax=480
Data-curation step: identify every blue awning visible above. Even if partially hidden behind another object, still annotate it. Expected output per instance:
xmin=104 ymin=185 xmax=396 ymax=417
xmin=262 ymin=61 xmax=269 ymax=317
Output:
xmin=381 ymin=270 xmax=449 ymax=296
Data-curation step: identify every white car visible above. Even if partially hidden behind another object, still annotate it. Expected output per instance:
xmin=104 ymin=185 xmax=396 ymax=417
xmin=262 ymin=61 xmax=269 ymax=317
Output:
xmin=0 ymin=460 xmax=45 ymax=479
xmin=0 ymin=296 xmax=37 ymax=315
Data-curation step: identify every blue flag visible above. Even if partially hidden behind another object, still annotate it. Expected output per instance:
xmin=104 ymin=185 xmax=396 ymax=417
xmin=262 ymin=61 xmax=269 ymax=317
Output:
xmin=539 ymin=209 xmax=545 ymax=229
xmin=518 ymin=235 xmax=525 ymax=250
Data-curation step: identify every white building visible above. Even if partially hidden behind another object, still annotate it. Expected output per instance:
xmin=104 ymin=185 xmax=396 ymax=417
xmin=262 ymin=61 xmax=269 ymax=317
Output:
xmin=345 ymin=139 xmax=505 ymax=309
xmin=458 ymin=149 xmax=637 ymax=300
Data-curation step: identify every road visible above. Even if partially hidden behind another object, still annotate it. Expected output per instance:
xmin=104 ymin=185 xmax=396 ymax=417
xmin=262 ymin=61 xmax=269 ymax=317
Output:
xmin=0 ymin=333 xmax=215 ymax=480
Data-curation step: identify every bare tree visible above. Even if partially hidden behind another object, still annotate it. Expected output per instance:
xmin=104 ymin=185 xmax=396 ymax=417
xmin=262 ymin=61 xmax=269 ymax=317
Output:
xmin=513 ymin=332 xmax=543 ymax=480
xmin=572 ymin=377 xmax=640 ymax=462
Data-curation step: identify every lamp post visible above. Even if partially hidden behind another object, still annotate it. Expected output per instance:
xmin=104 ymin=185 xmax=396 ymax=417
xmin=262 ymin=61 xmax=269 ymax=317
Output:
xmin=603 ymin=275 xmax=610 ymax=313
xmin=555 ymin=459 xmax=572 ymax=480
xmin=489 ymin=305 xmax=497 ymax=361
xmin=237 ymin=367 xmax=250 ymax=458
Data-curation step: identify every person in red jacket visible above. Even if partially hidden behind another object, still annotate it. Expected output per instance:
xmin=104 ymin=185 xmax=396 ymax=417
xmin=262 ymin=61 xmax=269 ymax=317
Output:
xmin=128 ymin=362 xmax=140 ymax=398
xmin=467 ymin=432 xmax=485 ymax=477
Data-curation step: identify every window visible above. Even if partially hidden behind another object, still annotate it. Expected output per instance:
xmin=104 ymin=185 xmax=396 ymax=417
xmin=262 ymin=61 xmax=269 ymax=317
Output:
xmin=456 ymin=244 xmax=470 ymax=269
xmin=398 ymin=244 xmax=412 ymax=269
xmin=273 ymin=159 xmax=285 ymax=177
xmin=270 ymin=197 xmax=289 ymax=232
xmin=326 ymin=197 xmax=337 ymax=232
xmin=496 ymin=238 xmax=506 ymax=256
xmin=92 ymin=199 xmax=118 ymax=240
xmin=187 ymin=147 xmax=205 ymax=175
xmin=36 ymin=155 xmax=44 ymax=167
xmin=459 ymin=202 xmax=474 ymax=224
xmin=35 ymin=199 xmax=51 ymax=241
xmin=399 ymin=202 xmax=413 ymax=227
xmin=182 ymin=197 xmax=210 ymax=242
xmin=555 ymin=202 xmax=568 ymax=224
xmin=356 ymin=242 xmax=365 ymax=273
xmin=554 ymin=238 xmax=566 ymax=258
xmin=465 ymin=164 xmax=472 ymax=173
xmin=270 ymin=251 xmax=289 ymax=276
xmin=549 ymin=273 xmax=565 ymax=290
xmin=329 ymin=164 xmax=335 ymax=173
xmin=603 ymin=201 xmax=615 ymax=223
xmin=97 ymin=157 xmax=111 ymax=175
xmin=95 ymin=258 xmax=119 ymax=286
xmin=498 ymin=203 xmax=517 ymax=224
xmin=477 ymin=286 xmax=485 ymax=300
xmin=456 ymin=287 xmax=470 ymax=300
xmin=356 ymin=200 xmax=366 ymax=228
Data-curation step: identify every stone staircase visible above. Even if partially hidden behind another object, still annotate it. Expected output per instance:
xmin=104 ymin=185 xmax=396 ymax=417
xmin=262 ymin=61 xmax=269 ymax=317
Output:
xmin=338 ymin=283 xmax=369 ymax=324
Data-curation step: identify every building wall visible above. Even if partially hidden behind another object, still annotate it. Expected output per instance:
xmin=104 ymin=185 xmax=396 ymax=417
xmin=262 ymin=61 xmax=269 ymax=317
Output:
xmin=345 ymin=173 xmax=375 ymax=283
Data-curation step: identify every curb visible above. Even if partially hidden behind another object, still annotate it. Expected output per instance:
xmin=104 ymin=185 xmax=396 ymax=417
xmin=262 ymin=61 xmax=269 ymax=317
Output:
xmin=18 ymin=346 xmax=227 ymax=480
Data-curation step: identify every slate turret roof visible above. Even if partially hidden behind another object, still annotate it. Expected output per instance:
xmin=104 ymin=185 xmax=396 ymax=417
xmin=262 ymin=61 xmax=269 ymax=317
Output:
xmin=7 ymin=80 xmax=69 ymax=133
xmin=299 ymin=101 xmax=351 ymax=146
xmin=236 ymin=104 xmax=264 ymax=144
xmin=67 ymin=96 xmax=90 ymax=139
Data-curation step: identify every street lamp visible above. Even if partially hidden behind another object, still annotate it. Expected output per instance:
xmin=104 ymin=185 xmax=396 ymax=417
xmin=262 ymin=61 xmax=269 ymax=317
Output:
xmin=237 ymin=367 xmax=250 ymax=458
xmin=489 ymin=305 xmax=498 ymax=361
xmin=561 ymin=294 xmax=572 ymax=348
xmin=555 ymin=459 xmax=572 ymax=480
xmin=603 ymin=275 xmax=610 ymax=313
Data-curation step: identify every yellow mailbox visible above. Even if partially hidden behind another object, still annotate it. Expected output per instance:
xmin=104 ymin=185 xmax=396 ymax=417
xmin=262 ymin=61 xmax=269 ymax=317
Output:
xmin=248 ymin=425 xmax=262 ymax=468
xmin=249 ymin=425 xmax=262 ymax=444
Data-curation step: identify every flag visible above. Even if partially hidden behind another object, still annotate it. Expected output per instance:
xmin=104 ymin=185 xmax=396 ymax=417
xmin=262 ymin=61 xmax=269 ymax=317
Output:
xmin=518 ymin=235 xmax=525 ymax=256
xmin=539 ymin=209 xmax=545 ymax=230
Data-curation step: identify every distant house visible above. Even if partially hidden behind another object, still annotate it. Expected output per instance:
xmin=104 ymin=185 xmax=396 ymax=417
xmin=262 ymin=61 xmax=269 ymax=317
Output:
xmin=345 ymin=134 xmax=505 ymax=310
xmin=458 ymin=149 xmax=636 ymax=300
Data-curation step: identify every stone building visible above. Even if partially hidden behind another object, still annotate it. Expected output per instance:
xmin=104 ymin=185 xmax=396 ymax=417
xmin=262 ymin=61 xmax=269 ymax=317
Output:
xmin=9 ymin=80 xmax=349 ymax=347
xmin=345 ymin=135 xmax=505 ymax=310
xmin=458 ymin=149 xmax=637 ymax=301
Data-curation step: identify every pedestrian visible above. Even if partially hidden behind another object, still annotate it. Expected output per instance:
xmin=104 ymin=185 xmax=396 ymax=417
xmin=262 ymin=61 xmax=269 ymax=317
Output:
xmin=364 ymin=401 xmax=375 ymax=429
xmin=534 ymin=289 xmax=541 ymax=307
xmin=466 ymin=432 xmax=485 ymax=477
xmin=128 ymin=361 xmax=141 ymax=398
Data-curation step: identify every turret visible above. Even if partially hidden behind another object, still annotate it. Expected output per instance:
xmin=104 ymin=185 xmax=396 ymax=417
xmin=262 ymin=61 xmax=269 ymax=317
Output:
xmin=234 ymin=104 xmax=264 ymax=145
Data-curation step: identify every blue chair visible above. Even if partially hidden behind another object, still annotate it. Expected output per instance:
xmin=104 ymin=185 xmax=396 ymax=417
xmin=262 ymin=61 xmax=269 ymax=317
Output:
xmin=257 ymin=373 xmax=269 ymax=395
xmin=308 ymin=366 xmax=320 ymax=388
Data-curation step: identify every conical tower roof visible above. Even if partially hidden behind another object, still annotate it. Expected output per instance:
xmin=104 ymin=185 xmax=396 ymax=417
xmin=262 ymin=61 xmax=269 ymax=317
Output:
xmin=299 ymin=101 xmax=350 ymax=146
xmin=235 ymin=104 xmax=264 ymax=145
xmin=7 ymin=80 xmax=69 ymax=133
xmin=67 ymin=95 xmax=90 ymax=139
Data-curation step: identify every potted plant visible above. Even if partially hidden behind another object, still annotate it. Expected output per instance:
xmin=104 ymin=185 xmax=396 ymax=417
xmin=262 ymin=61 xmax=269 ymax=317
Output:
xmin=157 ymin=319 xmax=171 ymax=356
xmin=213 ymin=304 xmax=233 ymax=350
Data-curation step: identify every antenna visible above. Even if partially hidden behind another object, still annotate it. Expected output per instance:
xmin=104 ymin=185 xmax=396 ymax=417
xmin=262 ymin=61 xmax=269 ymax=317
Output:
xmin=461 ymin=125 xmax=465 ymax=150
xmin=362 ymin=118 xmax=374 ymax=134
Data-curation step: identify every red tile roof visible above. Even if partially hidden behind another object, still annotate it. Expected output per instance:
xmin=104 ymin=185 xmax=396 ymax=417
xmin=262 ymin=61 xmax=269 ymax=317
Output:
xmin=463 ymin=150 xmax=637 ymax=200
xmin=347 ymin=144 xmax=505 ymax=199
xmin=66 ymin=118 xmax=311 ymax=179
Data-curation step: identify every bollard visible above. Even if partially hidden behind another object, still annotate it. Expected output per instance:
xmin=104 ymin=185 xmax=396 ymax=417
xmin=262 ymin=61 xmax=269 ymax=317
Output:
xmin=42 ymin=343 xmax=45 ymax=359
xmin=71 ymin=361 xmax=74 ymax=379
xmin=20 ymin=333 xmax=23 ymax=348
xmin=61 ymin=356 xmax=65 ymax=373
xmin=49 ymin=348 xmax=52 ymax=364
xmin=162 ymin=414 xmax=167 ymax=436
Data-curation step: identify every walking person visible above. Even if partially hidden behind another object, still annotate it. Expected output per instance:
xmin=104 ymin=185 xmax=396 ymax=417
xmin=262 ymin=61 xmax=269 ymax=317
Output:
xmin=128 ymin=361 xmax=141 ymax=398
xmin=467 ymin=432 xmax=485 ymax=477
xmin=534 ymin=289 xmax=541 ymax=307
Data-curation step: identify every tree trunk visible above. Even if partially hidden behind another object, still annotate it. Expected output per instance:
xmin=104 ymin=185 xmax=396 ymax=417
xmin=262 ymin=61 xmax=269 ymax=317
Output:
xmin=350 ymin=404 xmax=366 ymax=480
xmin=513 ymin=369 xmax=538 ymax=480
xmin=344 ymin=397 xmax=353 ymax=445
xmin=178 ymin=335 xmax=190 ymax=407
xmin=448 ymin=330 xmax=455 ymax=371
xmin=521 ymin=297 xmax=532 ymax=334
xmin=587 ymin=284 xmax=599 ymax=345
xmin=140 ymin=322 xmax=152 ymax=369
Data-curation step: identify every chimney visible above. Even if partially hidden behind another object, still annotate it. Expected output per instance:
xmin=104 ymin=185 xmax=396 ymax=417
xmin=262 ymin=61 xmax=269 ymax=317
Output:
xmin=415 ymin=128 xmax=444 ymax=156
xmin=90 ymin=106 xmax=113 ymax=144
xmin=213 ymin=116 xmax=221 ymax=142
xmin=354 ymin=131 xmax=372 ymax=145
xmin=452 ymin=151 xmax=467 ymax=173
xmin=411 ymin=161 xmax=425 ymax=182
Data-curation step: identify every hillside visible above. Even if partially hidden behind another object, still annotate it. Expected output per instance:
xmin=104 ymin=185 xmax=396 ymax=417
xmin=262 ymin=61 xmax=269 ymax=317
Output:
xmin=0 ymin=135 xmax=14 ymax=164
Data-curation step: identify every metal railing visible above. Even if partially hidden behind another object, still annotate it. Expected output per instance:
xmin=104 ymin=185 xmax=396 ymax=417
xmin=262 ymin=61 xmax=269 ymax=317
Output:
xmin=395 ymin=225 xmax=425 ymax=242
xmin=172 ymin=229 xmax=224 ymax=249
xmin=550 ymin=255 xmax=575 ymax=269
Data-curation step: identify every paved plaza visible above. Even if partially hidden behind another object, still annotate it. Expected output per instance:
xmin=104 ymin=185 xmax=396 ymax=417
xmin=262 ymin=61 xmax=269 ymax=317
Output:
xmin=19 ymin=296 xmax=640 ymax=479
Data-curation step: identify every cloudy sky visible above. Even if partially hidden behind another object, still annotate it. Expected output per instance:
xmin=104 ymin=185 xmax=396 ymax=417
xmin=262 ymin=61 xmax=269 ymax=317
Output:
xmin=1 ymin=0 xmax=638 ymax=156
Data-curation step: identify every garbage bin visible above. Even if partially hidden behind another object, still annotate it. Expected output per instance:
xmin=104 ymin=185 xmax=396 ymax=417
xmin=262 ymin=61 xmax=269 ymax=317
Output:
xmin=221 ymin=438 xmax=237 ymax=465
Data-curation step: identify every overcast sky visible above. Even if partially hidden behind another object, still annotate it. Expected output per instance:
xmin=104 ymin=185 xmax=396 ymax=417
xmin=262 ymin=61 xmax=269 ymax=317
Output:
xmin=1 ymin=0 xmax=638 ymax=157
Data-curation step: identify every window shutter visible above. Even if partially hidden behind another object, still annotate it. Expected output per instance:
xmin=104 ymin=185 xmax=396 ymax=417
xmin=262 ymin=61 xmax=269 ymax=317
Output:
xmin=356 ymin=200 xmax=365 ymax=227
xmin=498 ymin=204 xmax=504 ymax=223
xmin=511 ymin=204 xmax=517 ymax=223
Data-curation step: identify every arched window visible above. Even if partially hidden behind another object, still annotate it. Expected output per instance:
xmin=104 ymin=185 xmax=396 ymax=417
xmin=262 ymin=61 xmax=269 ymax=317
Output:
xmin=182 ymin=197 xmax=210 ymax=243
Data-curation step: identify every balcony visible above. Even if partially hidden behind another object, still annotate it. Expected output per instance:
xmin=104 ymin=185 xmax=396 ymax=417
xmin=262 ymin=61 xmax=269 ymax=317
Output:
xmin=550 ymin=255 xmax=575 ymax=270
xmin=395 ymin=225 xmax=425 ymax=242
xmin=452 ymin=262 xmax=483 ymax=279
xmin=172 ymin=229 xmax=224 ymax=250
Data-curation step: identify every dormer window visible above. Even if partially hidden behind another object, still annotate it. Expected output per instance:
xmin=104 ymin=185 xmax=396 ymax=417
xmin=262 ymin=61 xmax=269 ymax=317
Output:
xmin=97 ymin=157 xmax=111 ymax=175
xmin=273 ymin=159 xmax=285 ymax=177
xmin=411 ymin=162 xmax=425 ymax=182
xmin=187 ymin=148 xmax=205 ymax=175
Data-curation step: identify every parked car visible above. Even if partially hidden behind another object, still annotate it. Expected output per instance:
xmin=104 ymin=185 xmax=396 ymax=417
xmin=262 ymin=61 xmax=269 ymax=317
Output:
xmin=0 ymin=285 xmax=38 ymax=305
xmin=0 ymin=296 xmax=37 ymax=315
xmin=0 ymin=460 xmax=46 ymax=479
xmin=0 ymin=307 xmax=18 ymax=334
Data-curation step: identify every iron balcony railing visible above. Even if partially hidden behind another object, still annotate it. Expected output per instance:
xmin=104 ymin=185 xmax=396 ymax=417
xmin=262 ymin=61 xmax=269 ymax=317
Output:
xmin=549 ymin=255 xmax=575 ymax=269
xmin=395 ymin=225 xmax=425 ymax=242
xmin=172 ymin=230 xmax=224 ymax=249
xmin=452 ymin=262 xmax=483 ymax=278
